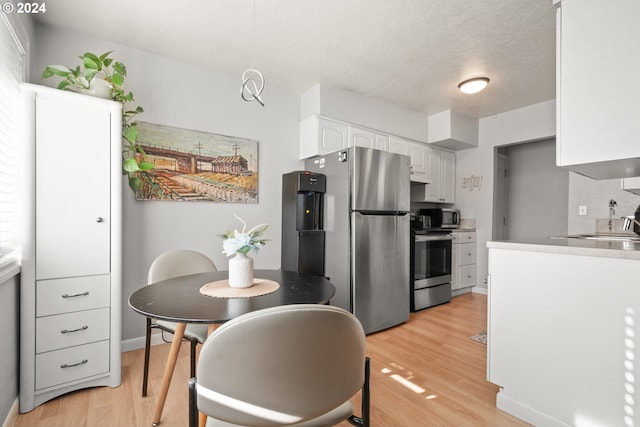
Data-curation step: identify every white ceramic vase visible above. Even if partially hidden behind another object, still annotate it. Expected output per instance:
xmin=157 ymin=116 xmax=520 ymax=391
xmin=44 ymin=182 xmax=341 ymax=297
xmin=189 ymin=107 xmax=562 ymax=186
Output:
xmin=228 ymin=252 xmax=254 ymax=288
xmin=77 ymin=78 xmax=112 ymax=99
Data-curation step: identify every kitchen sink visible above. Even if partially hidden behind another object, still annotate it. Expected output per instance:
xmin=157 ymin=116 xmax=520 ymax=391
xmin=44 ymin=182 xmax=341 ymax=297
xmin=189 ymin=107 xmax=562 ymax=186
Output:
xmin=551 ymin=234 xmax=640 ymax=242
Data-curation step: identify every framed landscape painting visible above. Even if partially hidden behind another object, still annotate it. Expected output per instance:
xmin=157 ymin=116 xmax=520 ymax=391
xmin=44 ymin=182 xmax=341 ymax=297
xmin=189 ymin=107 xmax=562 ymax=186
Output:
xmin=134 ymin=122 xmax=258 ymax=203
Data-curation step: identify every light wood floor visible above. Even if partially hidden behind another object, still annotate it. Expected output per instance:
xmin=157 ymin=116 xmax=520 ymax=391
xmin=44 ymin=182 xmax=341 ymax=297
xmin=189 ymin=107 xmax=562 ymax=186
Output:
xmin=14 ymin=293 xmax=530 ymax=426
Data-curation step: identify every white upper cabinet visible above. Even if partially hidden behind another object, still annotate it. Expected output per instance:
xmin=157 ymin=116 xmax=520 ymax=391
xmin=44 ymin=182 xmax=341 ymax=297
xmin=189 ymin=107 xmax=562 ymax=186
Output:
xmin=388 ymin=135 xmax=409 ymax=156
xmin=348 ymin=125 xmax=390 ymax=151
xmin=300 ymin=116 xmax=348 ymax=159
xmin=299 ymin=115 xmax=456 ymax=188
xmin=411 ymin=147 xmax=456 ymax=203
xmin=556 ymin=0 xmax=640 ymax=178
xmin=390 ymin=136 xmax=430 ymax=183
xmin=349 ymin=125 xmax=376 ymax=148
xmin=408 ymin=142 xmax=428 ymax=183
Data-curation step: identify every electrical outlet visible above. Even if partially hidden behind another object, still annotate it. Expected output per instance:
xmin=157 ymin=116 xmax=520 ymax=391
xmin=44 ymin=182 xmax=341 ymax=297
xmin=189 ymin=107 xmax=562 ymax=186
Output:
xmin=579 ymin=205 xmax=587 ymax=216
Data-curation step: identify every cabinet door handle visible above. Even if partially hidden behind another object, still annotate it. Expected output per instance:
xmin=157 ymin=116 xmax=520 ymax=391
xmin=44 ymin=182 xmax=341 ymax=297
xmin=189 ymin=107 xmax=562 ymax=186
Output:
xmin=96 ymin=217 xmax=104 ymax=223
xmin=62 ymin=291 xmax=89 ymax=298
xmin=61 ymin=359 xmax=88 ymax=369
xmin=61 ymin=325 xmax=88 ymax=334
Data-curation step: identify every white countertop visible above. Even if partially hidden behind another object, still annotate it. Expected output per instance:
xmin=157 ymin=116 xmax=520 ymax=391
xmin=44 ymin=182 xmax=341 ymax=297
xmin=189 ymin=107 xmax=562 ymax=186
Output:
xmin=487 ymin=237 xmax=640 ymax=260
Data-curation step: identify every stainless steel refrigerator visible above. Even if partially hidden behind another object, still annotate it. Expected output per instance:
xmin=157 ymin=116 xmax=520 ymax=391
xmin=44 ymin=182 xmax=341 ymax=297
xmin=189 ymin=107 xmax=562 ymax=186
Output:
xmin=305 ymin=147 xmax=410 ymax=334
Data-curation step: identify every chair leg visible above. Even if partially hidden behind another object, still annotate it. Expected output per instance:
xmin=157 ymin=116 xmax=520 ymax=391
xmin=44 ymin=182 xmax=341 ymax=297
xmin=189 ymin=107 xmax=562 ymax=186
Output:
xmin=190 ymin=338 xmax=197 ymax=378
xmin=188 ymin=377 xmax=198 ymax=427
xmin=348 ymin=357 xmax=370 ymax=427
xmin=142 ymin=317 xmax=153 ymax=397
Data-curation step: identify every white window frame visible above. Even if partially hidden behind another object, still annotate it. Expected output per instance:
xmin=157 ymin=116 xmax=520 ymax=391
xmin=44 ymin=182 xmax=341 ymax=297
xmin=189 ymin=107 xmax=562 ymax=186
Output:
xmin=0 ymin=10 xmax=28 ymax=282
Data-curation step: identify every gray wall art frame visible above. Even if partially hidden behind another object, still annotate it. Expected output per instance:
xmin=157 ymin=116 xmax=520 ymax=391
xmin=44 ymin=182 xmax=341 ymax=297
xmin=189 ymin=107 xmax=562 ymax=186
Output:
xmin=135 ymin=122 xmax=258 ymax=203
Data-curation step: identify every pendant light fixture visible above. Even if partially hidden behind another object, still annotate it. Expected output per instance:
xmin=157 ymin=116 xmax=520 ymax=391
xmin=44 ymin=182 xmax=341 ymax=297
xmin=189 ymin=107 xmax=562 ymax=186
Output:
xmin=240 ymin=0 xmax=265 ymax=106
xmin=458 ymin=77 xmax=490 ymax=94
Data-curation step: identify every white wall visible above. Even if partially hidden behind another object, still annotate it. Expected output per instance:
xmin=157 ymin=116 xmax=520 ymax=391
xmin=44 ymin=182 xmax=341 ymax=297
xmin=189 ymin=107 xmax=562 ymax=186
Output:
xmin=503 ymin=139 xmax=569 ymax=240
xmin=455 ymin=100 xmax=556 ymax=290
xmin=32 ymin=24 xmax=302 ymax=343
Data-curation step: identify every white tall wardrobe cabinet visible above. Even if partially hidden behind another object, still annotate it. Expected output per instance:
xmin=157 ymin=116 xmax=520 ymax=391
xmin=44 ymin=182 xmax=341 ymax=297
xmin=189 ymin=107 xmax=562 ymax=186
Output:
xmin=19 ymin=84 xmax=122 ymax=412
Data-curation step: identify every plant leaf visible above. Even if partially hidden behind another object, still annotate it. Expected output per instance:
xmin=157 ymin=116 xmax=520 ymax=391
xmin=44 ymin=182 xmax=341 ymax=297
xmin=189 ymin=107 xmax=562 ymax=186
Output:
xmin=233 ymin=215 xmax=248 ymax=233
xmin=82 ymin=53 xmax=101 ymax=70
xmin=113 ymin=61 xmax=127 ymax=75
xmin=98 ymin=51 xmax=114 ymax=62
xmin=41 ymin=65 xmax=70 ymax=78
xmin=85 ymin=69 xmax=98 ymax=82
xmin=128 ymin=176 xmax=141 ymax=192
xmin=111 ymin=72 xmax=124 ymax=86
xmin=247 ymin=223 xmax=269 ymax=236
xmin=123 ymin=158 xmax=141 ymax=173
xmin=123 ymin=126 xmax=139 ymax=143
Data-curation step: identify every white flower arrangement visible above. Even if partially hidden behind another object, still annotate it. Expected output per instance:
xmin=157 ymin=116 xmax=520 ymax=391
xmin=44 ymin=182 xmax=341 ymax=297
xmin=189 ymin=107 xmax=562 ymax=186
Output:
xmin=222 ymin=215 xmax=269 ymax=256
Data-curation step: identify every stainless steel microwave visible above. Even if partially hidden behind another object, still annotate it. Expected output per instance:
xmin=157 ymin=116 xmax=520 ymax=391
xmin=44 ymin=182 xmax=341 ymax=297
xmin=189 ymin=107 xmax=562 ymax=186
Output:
xmin=419 ymin=208 xmax=460 ymax=229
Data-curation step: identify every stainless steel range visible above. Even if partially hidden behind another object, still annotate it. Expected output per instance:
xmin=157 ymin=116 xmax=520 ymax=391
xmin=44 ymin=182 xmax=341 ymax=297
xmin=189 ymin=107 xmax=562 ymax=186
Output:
xmin=410 ymin=221 xmax=453 ymax=311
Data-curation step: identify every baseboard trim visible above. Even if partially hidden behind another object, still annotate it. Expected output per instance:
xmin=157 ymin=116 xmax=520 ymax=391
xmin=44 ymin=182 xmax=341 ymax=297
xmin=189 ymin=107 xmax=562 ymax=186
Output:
xmin=2 ymin=399 xmax=18 ymax=427
xmin=121 ymin=330 xmax=171 ymax=353
xmin=472 ymin=286 xmax=488 ymax=295
xmin=496 ymin=391 xmax=569 ymax=427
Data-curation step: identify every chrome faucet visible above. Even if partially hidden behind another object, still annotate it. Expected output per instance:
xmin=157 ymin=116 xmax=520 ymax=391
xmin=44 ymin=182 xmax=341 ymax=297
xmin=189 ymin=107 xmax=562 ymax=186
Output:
xmin=622 ymin=216 xmax=640 ymax=231
xmin=609 ymin=199 xmax=617 ymax=232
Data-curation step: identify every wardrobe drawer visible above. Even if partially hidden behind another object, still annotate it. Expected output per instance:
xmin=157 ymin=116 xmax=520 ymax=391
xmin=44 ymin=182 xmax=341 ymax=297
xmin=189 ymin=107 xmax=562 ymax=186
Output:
xmin=35 ymin=340 xmax=110 ymax=391
xmin=36 ymin=308 xmax=110 ymax=353
xmin=37 ymin=275 xmax=110 ymax=317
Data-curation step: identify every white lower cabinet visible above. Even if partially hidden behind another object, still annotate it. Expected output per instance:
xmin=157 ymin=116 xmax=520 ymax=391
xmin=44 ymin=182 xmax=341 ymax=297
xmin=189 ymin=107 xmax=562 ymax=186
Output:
xmin=20 ymin=84 xmax=122 ymax=412
xmin=451 ymin=231 xmax=476 ymax=291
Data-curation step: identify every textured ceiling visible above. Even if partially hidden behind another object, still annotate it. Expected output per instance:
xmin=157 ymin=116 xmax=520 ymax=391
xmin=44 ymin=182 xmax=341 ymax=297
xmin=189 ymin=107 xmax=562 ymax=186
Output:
xmin=34 ymin=0 xmax=556 ymax=118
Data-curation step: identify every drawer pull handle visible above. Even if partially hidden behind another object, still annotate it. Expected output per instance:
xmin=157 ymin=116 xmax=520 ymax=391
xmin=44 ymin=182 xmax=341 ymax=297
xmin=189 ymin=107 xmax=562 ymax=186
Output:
xmin=61 ymin=325 xmax=88 ymax=334
xmin=61 ymin=359 xmax=88 ymax=369
xmin=61 ymin=291 xmax=90 ymax=298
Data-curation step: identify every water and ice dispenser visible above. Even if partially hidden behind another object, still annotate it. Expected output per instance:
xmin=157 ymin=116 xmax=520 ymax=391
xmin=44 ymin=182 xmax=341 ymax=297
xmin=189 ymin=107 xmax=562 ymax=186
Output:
xmin=281 ymin=171 xmax=326 ymax=276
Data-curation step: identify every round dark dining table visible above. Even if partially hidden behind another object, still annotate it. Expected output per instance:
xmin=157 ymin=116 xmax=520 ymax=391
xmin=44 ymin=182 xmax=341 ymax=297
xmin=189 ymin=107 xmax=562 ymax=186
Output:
xmin=128 ymin=269 xmax=336 ymax=426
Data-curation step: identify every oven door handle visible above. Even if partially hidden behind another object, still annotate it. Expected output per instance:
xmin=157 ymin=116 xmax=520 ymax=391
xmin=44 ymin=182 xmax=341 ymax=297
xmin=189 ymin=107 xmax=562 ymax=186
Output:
xmin=415 ymin=234 xmax=453 ymax=242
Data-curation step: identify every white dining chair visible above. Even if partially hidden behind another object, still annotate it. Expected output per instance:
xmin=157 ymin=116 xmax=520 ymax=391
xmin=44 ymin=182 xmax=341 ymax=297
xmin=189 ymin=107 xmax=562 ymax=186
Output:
xmin=142 ymin=249 xmax=217 ymax=397
xmin=189 ymin=304 xmax=370 ymax=427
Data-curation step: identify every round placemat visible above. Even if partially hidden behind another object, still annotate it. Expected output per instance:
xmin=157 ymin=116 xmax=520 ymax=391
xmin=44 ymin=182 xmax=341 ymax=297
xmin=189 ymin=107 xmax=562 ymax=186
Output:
xmin=199 ymin=278 xmax=280 ymax=299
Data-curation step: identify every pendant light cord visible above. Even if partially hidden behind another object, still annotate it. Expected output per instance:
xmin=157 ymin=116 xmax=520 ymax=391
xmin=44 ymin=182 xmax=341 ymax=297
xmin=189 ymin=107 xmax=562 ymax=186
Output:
xmin=240 ymin=0 xmax=265 ymax=106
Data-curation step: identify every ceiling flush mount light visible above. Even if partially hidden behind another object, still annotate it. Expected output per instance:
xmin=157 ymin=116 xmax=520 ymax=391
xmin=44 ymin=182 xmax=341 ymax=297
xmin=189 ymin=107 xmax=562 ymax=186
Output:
xmin=240 ymin=0 xmax=265 ymax=106
xmin=458 ymin=77 xmax=490 ymax=94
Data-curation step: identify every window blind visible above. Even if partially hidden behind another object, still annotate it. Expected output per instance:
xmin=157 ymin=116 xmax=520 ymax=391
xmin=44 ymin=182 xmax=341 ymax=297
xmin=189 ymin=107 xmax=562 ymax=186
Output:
xmin=0 ymin=13 xmax=25 ymax=263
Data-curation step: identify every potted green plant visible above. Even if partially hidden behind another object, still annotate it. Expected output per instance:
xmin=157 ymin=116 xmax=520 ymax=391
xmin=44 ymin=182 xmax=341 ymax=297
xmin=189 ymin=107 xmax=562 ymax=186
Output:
xmin=41 ymin=51 xmax=159 ymax=196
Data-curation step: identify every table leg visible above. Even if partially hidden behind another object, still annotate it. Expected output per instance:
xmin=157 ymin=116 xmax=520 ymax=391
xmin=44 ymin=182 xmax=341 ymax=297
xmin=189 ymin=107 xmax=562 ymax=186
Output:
xmin=151 ymin=322 xmax=186 ymax=426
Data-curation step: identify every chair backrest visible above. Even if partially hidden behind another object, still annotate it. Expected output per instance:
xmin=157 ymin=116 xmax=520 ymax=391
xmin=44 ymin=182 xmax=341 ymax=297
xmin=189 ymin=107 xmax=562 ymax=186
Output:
xmin=148 ymin=249 xmax=217 ymax=284
xmin=195 ymin=304 xmax=367 ymax=427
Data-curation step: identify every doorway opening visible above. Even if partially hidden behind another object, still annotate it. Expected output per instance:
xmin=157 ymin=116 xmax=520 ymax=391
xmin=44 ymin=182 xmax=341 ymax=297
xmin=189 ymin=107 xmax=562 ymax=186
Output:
xmin=492 ymin=138 xmax=569 ymax=241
